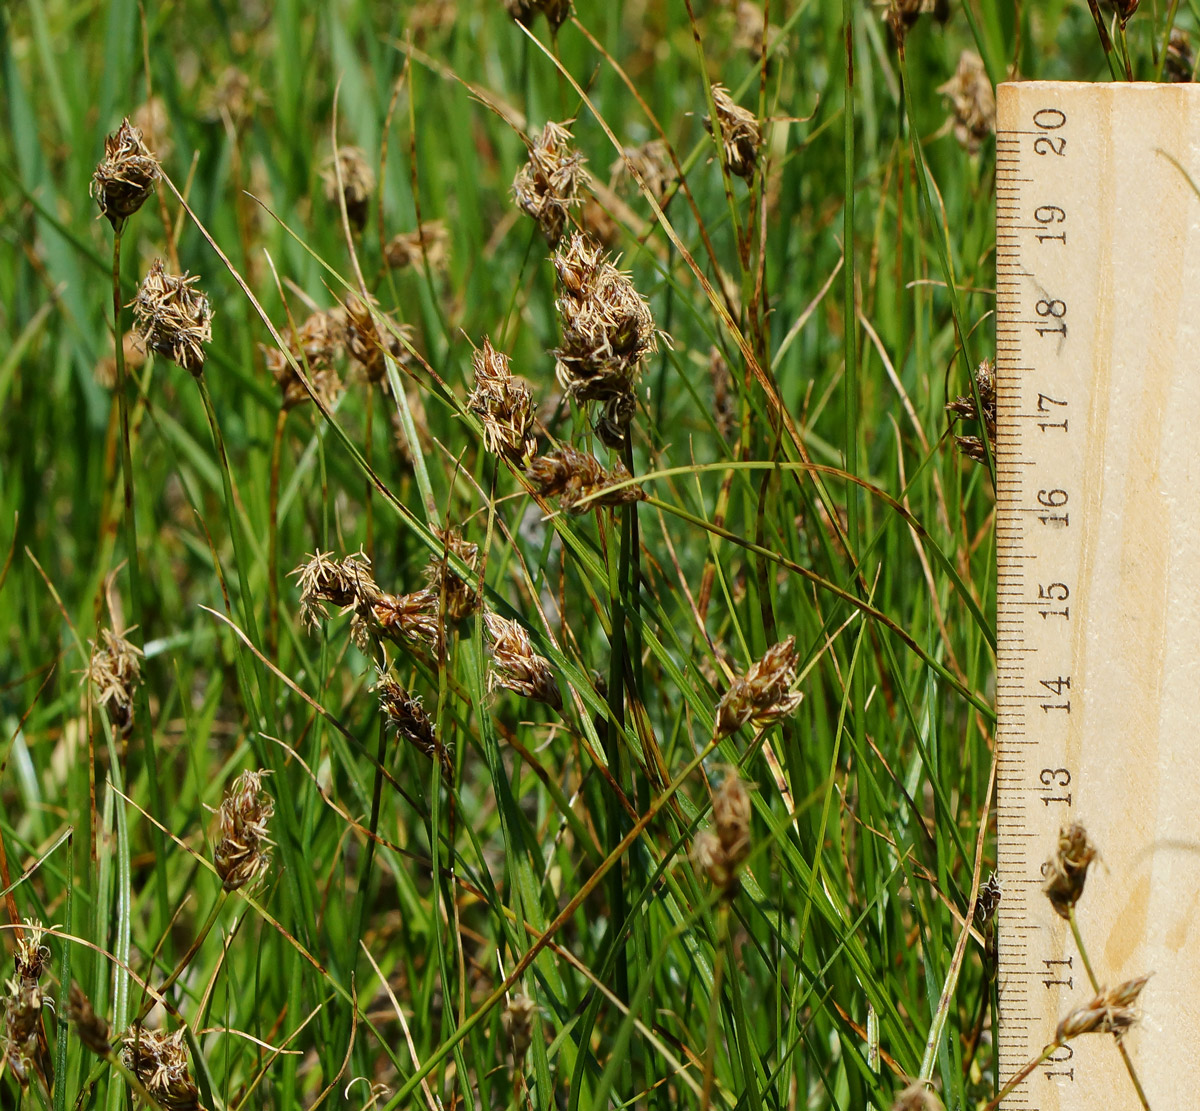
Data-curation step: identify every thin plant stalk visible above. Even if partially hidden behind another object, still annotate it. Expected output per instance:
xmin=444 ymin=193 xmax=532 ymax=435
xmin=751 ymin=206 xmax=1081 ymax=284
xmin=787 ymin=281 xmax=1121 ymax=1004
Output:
xmin=133 ymin=890 xmax=228 ymax=1026
xmin=983 ymin=1043 xmax=1059 ymax=1111
xmin=699 ymin=902 xmax=729 ymax=1111
xmin=110 ymin=222 xmax=171 ymax=940
xmin=267 ymin=406 xmax=288 ymax=656
xmin=1067 ymin=909 xmax=1151 ymax=1111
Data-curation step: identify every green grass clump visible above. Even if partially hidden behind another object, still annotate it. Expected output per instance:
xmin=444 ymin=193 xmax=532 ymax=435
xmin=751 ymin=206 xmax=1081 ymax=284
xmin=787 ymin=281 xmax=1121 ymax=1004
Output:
xmin=0 ymin=3 xmax=1184 ymax=1110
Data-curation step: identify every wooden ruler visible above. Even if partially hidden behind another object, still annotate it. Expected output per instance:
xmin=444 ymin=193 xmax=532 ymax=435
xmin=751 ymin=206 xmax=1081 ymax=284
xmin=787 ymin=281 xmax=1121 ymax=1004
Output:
xmin=996 ymin=81 xmax=1200 ymax=1109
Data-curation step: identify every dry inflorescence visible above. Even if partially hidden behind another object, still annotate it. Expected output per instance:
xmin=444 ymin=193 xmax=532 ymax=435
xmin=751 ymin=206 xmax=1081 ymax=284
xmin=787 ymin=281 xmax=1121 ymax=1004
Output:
xmin=467 ymin=338 xmax=538 ymax=464
xmin=485 ymin=613 xmax=562 ymax=710
xmin=376 ymin=673 xmax=451 ymax=781
xmin=91 ymin=118 xmax=161 ymax=227
xmin=1056 ymin=975 xmax=1150 ymax=1042
xmin=213 ymin=769 xmax=275 ymax=891
xmin=704 ymin=84 xmax=761 ymax=181
xmin=526 ymin=446 xmax=644 ymax=513
xmin=85 ymin=627 xmax=144 ymax=738
xmin=385 ymin=220 xmax=450 ymax=272
xmin=716 ymin=636 xmax=802 ymax=736
xmin=512 ymin=120 xmax=588 ymax=247
xmin=344 ymin=295 xmax=415 ymax=384
xmin=131 ymin=260 xmax=213 ymax=377
xmin=946 ymin=358 xmax=996 ymax=465
xmin=731 ymin=1 xmax=787 ymax=60
xmin=501 ymin=991 xmax=537 ymax=1067
xmin=691 ymin=770 xmax=752 ymax=893
xmin=504 ymin=0 xmax=571 ymax=32
xmin=322 ymin=146 xmax=376 ymax=232
xmin=708 ymin=346 xmax=736 ymax=441
xmin=937 ymin=51 xmax=995 ymax=153
xmin=612 ymin=139 xmax=676 ymax=204
xmin=2 ymin=921 xmax=51 ymax=1086
xmin=890 ymin=1082 xmax=943 ymax=1111
xmin=263 ymin=307 xmax=347 ymax=410
xmin=553 ymin=231 xmax=657 ymax=447
xmin=66 ymin=983 xmax=112 ymax=1057
xmin=1166 ymin=28 xmax=1195 ymax=82
xmin=1041 ymin=820 xmax=1097 ymax=920
xmin=122 ymin=1027 xmax=202 ymax=1111
xmin=424 ymin=528 xmax=480 ymax=622
xmin=293 ymin=550 xmax=442 ymax=652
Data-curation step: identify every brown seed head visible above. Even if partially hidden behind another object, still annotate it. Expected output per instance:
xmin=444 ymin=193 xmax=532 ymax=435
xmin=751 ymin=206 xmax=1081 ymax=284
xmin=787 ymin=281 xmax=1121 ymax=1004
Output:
xmin=712 ymin=769 xmax=751 ymax=869
xmin=424 ymin=528 xmax=480 ymax=622
xmin=344 ymin=295 xmax=414 ymax=384
xmin=526 ymin=446 xmax=645 ymax=512
xmin=122 ymin=1027 xmax=202 ymax=1111
xmin=292 ymin=550 xmax=382 ymax=630
xmin=552 ymin=231 xmax=657 ymax=445
xmin=213 ymin=769 xmax=274 ymax=891
xmin=130 ymin=260 xmax=213 ymax=377
xmin=1108 ymin=0 xmax=1139 ymax=27
xmin=709 ymin=346 xmax=735 ymax=440
xmin=732 ymin=2 xmax=787 ymax=60
xmin=885 ymin=0 xmax=923 ymax=44
xmin=1166 ymin=28 xmax=1194 ymax=82
xmin=716 ymin=636 xmax=802 ymax=736
xmin=13 ymin=921 xmax=50 ymax=986
xmin=376 ymin=674 xmax=450 ymax=780
xmin=611 ymin=139 xmax=676 ymax=204
xmin=371 ymin=589 xmax=442 ymax=651
xmin=264 ymin=308 xmax=347 ymax=410
xmin=322 ymin=147 xmax=376 ymax=232
xmin=703 ymin=85 xmax=761 ymax=181
xmin=385 ymin=220 xmax=450 ymax=272
xmin=513 ymin=120 xmax=587 ymax=247
xmin=690 ymin=828 xmax=733 ymax=890
xmin=937 ymin=51 xmax=995 ymax=154
xmin=91 ymin=118 xmax=161 ymax=227
xmin=1041 ymin=821 xmax=1098 ymax=919
xmin=467 ymin=338 xmax=538 ymax=464
xmin=485 ymin=613 xmax=562 ymax=710
xmin=975 ymin=871 xmax=1002 ymax=928
xmin=1056 ymin=975 xmax=1150 ymax=1042
xmin=947 ymin=358 xmax=995 ymax=466
xmin=501 ymin=992 xmax=537 ymax=1066
xmin=890 ymin=1082 xmax=943 ymax=1111
xmin=85 ymin=628 xmax=144 ymax=738
xmin=67 ymin=983 xmax=112 ymax=1057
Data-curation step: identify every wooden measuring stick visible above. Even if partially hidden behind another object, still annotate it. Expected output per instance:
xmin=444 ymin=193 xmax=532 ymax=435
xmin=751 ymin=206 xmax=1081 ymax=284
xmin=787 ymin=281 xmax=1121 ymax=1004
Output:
xmin=996 ymin=81 xmax=1200 ymax=1109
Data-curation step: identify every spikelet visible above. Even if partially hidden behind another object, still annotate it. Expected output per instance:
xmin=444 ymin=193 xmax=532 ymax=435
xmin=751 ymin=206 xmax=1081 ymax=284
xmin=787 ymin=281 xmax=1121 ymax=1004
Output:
xmin=263 ymin=308 xmax=346 ymax=410
xmin=85 ymin=628 xmax=144 ymax=738
xmin=322 ymin=147 xmax=375 ymax=232
xmin=1041 ymin=821 xmax=1097 ymax=919
xmin=344 ymin=295 xmax=415 ymax=385
xmin=66 ymin=984 xmax=111 ymax=1056
xmin=502 ymin=992 xmax=538 ymax=1068
xmin=526 ymin=446 xmax=644 ymax=512
xmin=611 ymin=139 xmax=676 ymax=204
xmin=485 ymin=613 xmax=562 ymax=710
xmin=91 ymin=119 xmax=161 ymax=227
xmin=376 ymin=674 xmax=451 ymax=780
xmin=716 ymin=637 xmax=802 ymax=736
xmin=1055 ymin=975 xmax=1150 ymax=1042
xmin=292 ymin=550 xmax=382 ymax=630
xmin=703 ymin=85 xmax=761 ymax=181
xmin=512 ymin=120 xmax=587 ymax=247
xmin=552 ymin=232 xmax=657 ymax=446
xmin=937 ymin=51 xmax=995 ymax=153
xmin=212 ymin=770 xmax=274 ymax=891
xmin=130 ymin=261 xmax=213 ymax=377
xmin=385 ymin=220 xmax=450 ymax=272
xmin=467 ymin=338 xmax=538 ymax=464
xmin=122 ymin=1027 xmax=202 ymax=1111
xmin=424 ymin=528 xmax=480 ymax=622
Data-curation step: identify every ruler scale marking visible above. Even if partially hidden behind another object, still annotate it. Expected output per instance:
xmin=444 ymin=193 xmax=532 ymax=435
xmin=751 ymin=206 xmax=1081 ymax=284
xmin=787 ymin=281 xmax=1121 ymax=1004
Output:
xmin=996 ymin=82 xmax=1200 ymax=1110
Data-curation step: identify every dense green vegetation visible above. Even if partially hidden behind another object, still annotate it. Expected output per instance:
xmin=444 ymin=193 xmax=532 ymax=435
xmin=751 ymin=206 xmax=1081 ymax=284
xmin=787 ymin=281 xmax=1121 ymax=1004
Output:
xmin=0 ymin=2 xmax=1185 ymax=1109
